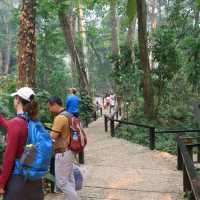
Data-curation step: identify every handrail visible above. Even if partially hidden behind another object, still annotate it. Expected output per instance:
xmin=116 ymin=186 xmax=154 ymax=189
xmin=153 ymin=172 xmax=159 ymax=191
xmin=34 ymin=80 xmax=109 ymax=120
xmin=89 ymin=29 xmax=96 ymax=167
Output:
xmin=104 ymin=114 xmax=200 ymax=151
xmin=186 ymin=143 xmax=200 ymax=148
xmin=105 ymin=117 xmax=154 ymax=129
xmin=156 ymin=129 xmax=200 ymax=134
xmin=84 ymin=107 xmax=103 ymax=128
xmin=104 ymin=115 xmax=156 ymax=150
xmin=182 ymin=136 xmax=200 ymax=140
xmin=177 ymin=137 xmax=200 ymax=199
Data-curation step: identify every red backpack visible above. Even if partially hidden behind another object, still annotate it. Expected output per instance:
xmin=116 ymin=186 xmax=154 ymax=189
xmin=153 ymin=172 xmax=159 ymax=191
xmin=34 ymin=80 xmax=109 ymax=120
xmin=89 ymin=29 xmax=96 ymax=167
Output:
xmin=67 ymin=116 xmax=87 ymax=153
xmin=59 ymin=111 xmax=87 ymax=153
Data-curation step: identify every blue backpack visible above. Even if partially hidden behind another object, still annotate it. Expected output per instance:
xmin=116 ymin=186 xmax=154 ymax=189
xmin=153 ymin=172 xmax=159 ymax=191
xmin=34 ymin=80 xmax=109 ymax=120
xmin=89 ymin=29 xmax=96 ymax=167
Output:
xmin=13 ymin=119 xmax=53 ymax=180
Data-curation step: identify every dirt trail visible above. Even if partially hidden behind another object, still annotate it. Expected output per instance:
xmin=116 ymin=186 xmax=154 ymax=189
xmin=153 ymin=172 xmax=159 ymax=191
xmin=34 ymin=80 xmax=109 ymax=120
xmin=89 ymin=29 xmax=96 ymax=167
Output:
xmin=45 ymin=117 xmax=182 ymax=200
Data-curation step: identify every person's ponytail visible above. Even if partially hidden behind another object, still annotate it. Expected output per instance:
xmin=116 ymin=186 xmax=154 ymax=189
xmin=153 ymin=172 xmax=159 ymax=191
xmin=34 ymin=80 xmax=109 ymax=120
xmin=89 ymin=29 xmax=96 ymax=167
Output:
xmin=26 ymin=100 xmax=38 ymax=120
xmin=20 ymin=95 xmax=38 ymax=120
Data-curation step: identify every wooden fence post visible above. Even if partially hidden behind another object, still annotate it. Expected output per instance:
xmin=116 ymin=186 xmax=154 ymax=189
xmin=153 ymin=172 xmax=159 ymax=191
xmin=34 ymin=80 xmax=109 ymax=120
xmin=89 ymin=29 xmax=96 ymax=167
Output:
xmin=94 ymin=111 xmax=97 ymax=121
xmin=187 ymin=146 xmax=193 ymax=161
xmin=100 ymin=107 xmax=103 ymax=117
xmin=149 ymin=127 xmax=155 ymax=150
xmin=119 ymin=106 xmax=122 ymax=116
xmin=177 ymin=144 xmax=183 ymax=170
xmin=104 ymin=115 xmax=108 ymax=132
xmin=85 ymin=118 xmax=88 ymax=128
xmin=183 ymin=165 xmax=191 ymax=193
xmin=110 ymin=117 xmax=115 ymax=137
xmin=197 ymin=137 xmax=200 ymax=162
xmin=79 ymin=150 xmax=84 ymax=164
xmin=116 ymin=110 xmax=119 ymax=120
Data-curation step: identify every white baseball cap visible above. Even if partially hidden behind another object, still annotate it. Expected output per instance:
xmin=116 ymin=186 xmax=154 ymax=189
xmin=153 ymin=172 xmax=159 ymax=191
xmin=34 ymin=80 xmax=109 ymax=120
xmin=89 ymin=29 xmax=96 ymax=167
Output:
xmin=11 ymin=87 xmax=35 ymax=102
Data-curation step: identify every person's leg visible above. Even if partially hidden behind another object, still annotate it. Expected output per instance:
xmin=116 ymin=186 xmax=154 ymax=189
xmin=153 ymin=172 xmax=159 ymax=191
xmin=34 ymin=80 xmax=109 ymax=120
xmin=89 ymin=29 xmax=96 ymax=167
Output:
xmin=50 ymin=156 xmax=55 ymax=193
xmin=4 ymin=175 xmax=26 ymax=200
xmin=25 ymin=179 xmax=44 ymax=200
xmin=55 ymin=151 xmax=79 ymax=200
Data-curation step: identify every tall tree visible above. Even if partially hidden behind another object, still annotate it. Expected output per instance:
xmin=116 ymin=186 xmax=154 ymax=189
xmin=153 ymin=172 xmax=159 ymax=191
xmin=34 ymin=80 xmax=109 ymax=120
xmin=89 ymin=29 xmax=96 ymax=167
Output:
xmin=57 ymin=1 xmax=90 ymax=94
xmin=17 ymin=0 xmax=36 ymax=88
xmin=136 ymin=0 xmax=154 ymax=117
xmin=126 ymin=0 xmax=137 ymax=64
xmin=78 ymin=0 xmax=89 ymax=80
xmin=110 ymin=0 xmax=119 ymax=57
xmin=127 ymin=16 xmax=136 ymax=64
xmin=0 ymin=0 xmax=13 ymax=74
xmin=1 ymin=16 xmax=11 ymax=74
xmin=148 ymin=0 xmax=157 ymax=30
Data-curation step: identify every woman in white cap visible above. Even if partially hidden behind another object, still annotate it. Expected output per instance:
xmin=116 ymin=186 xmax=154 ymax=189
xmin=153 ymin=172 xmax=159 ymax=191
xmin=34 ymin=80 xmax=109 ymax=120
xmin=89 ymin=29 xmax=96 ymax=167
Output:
xmin=0 ymin=87 xmax=44 ymax=200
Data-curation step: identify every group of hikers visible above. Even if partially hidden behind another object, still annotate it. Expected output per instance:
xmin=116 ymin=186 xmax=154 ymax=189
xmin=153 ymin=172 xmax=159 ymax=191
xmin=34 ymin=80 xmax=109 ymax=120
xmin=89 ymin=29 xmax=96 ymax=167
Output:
xmin=103 ymin=92 xmax=117 ymax=114
xmin=0 ymin=87 xmax=82 ymax=200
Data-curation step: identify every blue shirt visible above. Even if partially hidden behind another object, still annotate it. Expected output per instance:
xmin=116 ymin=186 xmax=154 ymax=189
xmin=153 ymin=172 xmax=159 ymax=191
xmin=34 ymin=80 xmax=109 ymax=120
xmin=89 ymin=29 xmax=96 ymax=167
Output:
xmin=66 ymin=95 xmax=80 ymax=114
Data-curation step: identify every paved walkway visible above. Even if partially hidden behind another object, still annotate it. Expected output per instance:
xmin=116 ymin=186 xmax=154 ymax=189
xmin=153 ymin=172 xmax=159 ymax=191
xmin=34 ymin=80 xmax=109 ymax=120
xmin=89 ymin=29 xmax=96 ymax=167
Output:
xmin=45 ymin=117 xmax=183 ymax=200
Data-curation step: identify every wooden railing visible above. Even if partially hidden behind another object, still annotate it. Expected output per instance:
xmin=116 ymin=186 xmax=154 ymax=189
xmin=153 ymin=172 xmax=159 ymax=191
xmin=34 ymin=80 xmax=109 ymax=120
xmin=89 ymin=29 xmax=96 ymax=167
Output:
xmin=104 ymin=115 xmax=155 ymax=149
xmin=83 ymin=107 xmax=103 ymax=128
xmin=177 ymin=137 xmax=200 ymax=200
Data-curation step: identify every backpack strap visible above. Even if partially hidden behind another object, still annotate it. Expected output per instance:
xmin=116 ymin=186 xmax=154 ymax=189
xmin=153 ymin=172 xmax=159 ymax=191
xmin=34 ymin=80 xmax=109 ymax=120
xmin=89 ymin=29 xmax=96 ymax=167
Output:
xmin=59 ymin=110 xmax=73 ymax=118
xmin=44 ymin=126 xmax=61 ymax=134
xmin=17 ymin=112 xmax=29 ymax=122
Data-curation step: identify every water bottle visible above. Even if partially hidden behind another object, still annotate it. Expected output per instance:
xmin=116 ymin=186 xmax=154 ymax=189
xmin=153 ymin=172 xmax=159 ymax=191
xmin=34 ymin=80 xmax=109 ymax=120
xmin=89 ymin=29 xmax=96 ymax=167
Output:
xmin=73 ymin=132 xmax=78 ymax=141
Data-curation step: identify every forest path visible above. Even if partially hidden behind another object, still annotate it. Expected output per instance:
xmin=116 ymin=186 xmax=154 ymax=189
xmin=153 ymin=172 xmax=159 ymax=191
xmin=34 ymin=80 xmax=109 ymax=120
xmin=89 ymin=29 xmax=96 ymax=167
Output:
xmin=45 ymin=116 xmax=182 ymax=200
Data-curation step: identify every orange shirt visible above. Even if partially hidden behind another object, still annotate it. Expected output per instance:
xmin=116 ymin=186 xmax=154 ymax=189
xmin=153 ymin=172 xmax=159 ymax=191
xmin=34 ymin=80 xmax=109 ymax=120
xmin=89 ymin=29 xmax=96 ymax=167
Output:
xmin=51 ymin=115 xmax=70 ymax=151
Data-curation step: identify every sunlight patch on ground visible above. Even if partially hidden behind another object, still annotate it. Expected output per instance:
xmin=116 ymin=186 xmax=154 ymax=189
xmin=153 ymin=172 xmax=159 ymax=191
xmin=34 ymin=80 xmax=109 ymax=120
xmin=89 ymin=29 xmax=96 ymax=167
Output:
xmin=106 ymin=175 xmax=143 ymax=199
xmin=160 ymin=194 xmax=173 ymax=200
xmin=154 ymin=151 xmax=174 ymax=159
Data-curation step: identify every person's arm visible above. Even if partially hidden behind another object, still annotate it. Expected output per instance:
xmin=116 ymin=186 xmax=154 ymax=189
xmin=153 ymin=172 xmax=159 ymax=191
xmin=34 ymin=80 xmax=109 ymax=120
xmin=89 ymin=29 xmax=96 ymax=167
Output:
xmin=0 ymin=115 xmax=8 ymax=129
xmin=0 ymin=120 xmax=19 ymax=189
xmin=51 ymin=116 xmax=66 ymax=140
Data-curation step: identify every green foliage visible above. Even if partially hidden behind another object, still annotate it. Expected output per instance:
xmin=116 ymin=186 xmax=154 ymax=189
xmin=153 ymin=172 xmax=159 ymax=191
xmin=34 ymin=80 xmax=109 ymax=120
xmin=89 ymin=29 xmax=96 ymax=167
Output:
xmin=116 ymin=125 xmax=149 ymax=146
xmin=44 ymin=172 xmax=55 ymax=182
xmin=126 ymin=0 xmax=136 ymax=22
xmin=195 ymin=0 xmax=200 ymax=8
xmin=79 ymin=91 xmax=94 ymax=122
xmin=180 ymin=28 xmax=200 ymax=90
xmin=0 ymin=75 xmax=16 ymax=117
xmin=152 ymin=26 xmax=181 ymax=81
xmin=37 ymin=0 xmax=73 ymax=100
xmin=116 ymin=107 xmax=198 ymax=154
xmin=111 ymin=45 xmax=141 ymax=105
xmin=36 ymin=89 xmax=51 ymax=122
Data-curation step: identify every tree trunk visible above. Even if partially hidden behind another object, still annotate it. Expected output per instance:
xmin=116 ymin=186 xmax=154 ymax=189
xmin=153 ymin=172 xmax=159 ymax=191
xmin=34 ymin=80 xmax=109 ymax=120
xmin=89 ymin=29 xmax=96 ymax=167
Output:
xmin=17 ymin=0 xmax=36 ymax=88
xmin=3 ymin=17 xmax=11 ymax=74
xmin=0 ymin=50 xmax=3 ymax=73
xmin=70 ymin=12 xmax=77 ymax=84
xmin=158 ymin=0 xmax=162 ymax=23
xmin=110 ymin=0 xmax=119 ymax=57
xmin=0 ymin=14 xmax=11 ymax=75
xmin=149 ymin=0 xmax=157 ymax=69
xmin=127 ymin=16 xmax=136 ymax=64
xmin=194 ymin=6 xmax=199 ymax=29
xmin=57 ymin=1 xmax=90 ymax=94
xmin=78 ymin=0 xmax=89 ymax=81
xmin=136 ymin=0 xmax=154 ymax=117
xmin=150 ymin=0 xmax=157 ymax=30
